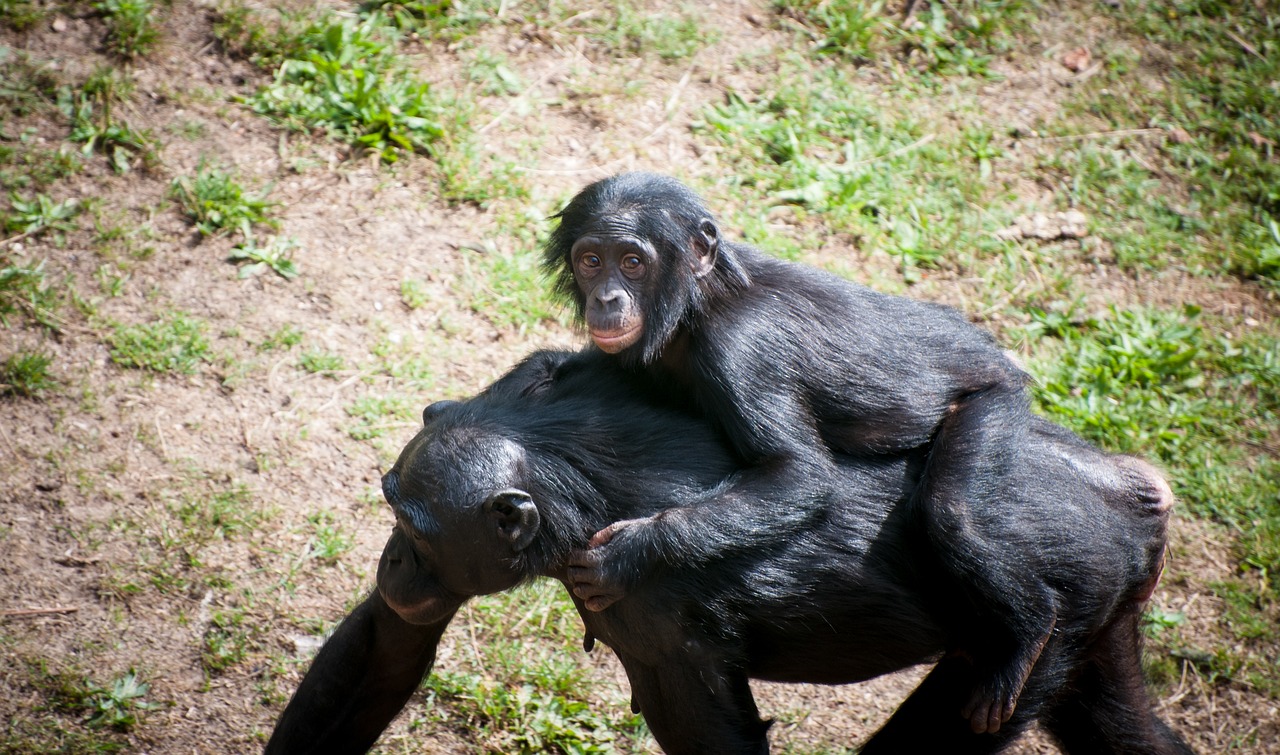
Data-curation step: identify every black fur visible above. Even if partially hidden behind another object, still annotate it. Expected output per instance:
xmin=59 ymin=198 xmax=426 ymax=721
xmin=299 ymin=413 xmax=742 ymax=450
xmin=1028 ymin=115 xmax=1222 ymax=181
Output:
xmin=266 ymin=350 xmax=1190 ymax=755
xmin=545 ymin=173 xmax=1079 ymax=729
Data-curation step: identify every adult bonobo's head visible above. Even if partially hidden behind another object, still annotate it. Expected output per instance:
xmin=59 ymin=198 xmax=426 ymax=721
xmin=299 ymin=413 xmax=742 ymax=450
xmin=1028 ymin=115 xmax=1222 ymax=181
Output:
xmin=375 ymin=402 xmax=542 ymax=625
xmin=544 ymin=172 xmax=750 ymax=365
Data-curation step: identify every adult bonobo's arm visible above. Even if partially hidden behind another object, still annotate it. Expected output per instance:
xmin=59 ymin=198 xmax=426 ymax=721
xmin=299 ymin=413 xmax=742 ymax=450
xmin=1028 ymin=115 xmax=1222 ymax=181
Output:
xmin=266 ymin=529 xmax=465 ymax=754
xmin=265 ymin=590 xmax=455 ymax=754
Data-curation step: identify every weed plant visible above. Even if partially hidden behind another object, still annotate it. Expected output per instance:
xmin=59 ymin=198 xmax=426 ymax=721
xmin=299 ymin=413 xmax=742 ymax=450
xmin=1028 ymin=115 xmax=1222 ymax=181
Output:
xmin=3 ymin=192 xmax=79 ymax=241
xmin=61 ymin=69 xmax=158 ymax=173
xmin=170 ymin=163 xmax=277 ymax=237
xmin=0 ymin=349 xmax=55 ymax=396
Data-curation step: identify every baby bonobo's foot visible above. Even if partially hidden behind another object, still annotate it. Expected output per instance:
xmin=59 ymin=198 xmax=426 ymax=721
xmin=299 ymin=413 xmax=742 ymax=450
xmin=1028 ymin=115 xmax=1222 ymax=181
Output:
xmin=960 ymin=617 xmax=1056 ymax=734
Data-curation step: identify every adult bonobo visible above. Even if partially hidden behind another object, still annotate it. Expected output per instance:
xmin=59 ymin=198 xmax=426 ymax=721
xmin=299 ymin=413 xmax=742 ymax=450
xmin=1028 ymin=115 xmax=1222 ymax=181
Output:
xmin=265 ymin=350 xmax=1191 ymax=755
xmin=542 ymin=172 xmax=1140 ymax=732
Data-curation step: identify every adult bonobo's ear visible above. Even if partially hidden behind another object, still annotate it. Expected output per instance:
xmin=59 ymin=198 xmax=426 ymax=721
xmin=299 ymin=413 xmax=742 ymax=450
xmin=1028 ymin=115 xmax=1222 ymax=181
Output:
xmin=483 ymin=488 xmax=540 ymax=552
xmin=423 ymin=400 xmax=460 ymax=425
xmin=692 ymin=218 xmax=719 ymax=279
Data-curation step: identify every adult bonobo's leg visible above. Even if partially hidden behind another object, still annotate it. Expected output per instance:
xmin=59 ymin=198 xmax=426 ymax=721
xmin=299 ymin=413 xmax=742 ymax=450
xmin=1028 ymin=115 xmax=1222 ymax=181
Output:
xmin=1040 ymin=610 xmax=1196 ymax=755
xmin=265 ymin=590 xmax=455 ymax=754
xmin=617 ymin=654 xmax=769 ymax=755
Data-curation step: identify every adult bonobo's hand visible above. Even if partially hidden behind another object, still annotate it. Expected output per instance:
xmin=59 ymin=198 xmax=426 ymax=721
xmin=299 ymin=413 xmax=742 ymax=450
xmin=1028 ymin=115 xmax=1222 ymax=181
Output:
xmin=567 ymin=516 xmax=656 ymax=611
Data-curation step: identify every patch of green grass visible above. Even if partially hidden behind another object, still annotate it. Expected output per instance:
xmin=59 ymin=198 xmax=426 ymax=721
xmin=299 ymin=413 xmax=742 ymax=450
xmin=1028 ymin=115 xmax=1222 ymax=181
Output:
xmin=418 ymin=582 xmax=647 ymax=751
xmin=27 ymin=662 xmax=157 ymax=733
xmin=435 ymin=137 xmax=529 ymax=206
xmin=776 ymin=743 xmax=857 ymax=755
xmin=90 ymin=211 xmax=157 ymax=261
xmin=694 ymin=59 xmax=1011 ymax=280
xmin=1142 ymin=606 xmax=1188 ymax=643
xmin=245 ymin=12 xmax=448 ymax=163
xmin=0 ymin=349 xmax=55 ymax=397
xmin=590 ymin=3 xmax=713 ymax=62
xmin=0 ymin=255 xmax=62 ymax=329
xmin=1049 ymin=0 xmax=1279 ymax=282
xmin=170 ymin=162 xmax=277 ymax=237
xmin=463 ymin=240 xmax=565 ymax=331
xmin=779 ymin=0 xmax=1028 ymax=77
xmin=1 ymin=0 xmax=49 ymax=31
xmin=168 ymin=159 xmax=293 ymax=274
xmin=84 ymin=671 xmax=156 ymax=730
xmin=423 ymin=667 xmax=635 ymax=753
xmin=400 ymin=278 xmax=431 ymax=309
xmin=464 ymin=48 xmax=523 ymax=96
xmin=0 ymin=143 xmax=81 ymax=193
xmin=108 ymin=311 xmax=210 ymax=374
xmin=93 ymin=0 xmax=161 ymax=59
xmin=203 ymin=605 xmax=262 ymax=674
xmin=359 ymin=0 xmax=500 ymax=38
xmin=5 ymin=660 xmax=139 ymax=752
xmin=779 ymin=0 xmax=884 ymax=61
xmin=346 ymin=393 xmax=416 ymax=440
xmin=1029 ymin=305 xmax=1207 ymax=457
xmin=0 ymin=718 xmax=127 ymax=755
xmin=299 ymin=349 xmax=344 ymax=375
xmin=258 ymin=325 xmax=303 ymax=352
xmin=0 ymin=48 xmax=62 ymax=117
xmin=304 ymin=510 xmax=353 ymax=563
xmin=171 ymin=484 xmax=264 ymax=543
xmin=211 ymin=5 xmax=311 ymax=69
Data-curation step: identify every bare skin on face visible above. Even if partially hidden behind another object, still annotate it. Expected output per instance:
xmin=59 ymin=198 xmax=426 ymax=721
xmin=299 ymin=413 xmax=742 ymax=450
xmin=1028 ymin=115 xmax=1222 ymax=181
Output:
xmin=571 ymin=235 xmax=652 ymax=353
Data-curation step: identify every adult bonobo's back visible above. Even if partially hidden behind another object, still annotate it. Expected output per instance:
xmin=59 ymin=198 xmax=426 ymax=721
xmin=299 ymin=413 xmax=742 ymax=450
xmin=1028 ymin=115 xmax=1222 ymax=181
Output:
xmin=544 ymin=172 xmax=1088 ymax=732
xmin=266 ymin=349 xmax=1191 ymax=755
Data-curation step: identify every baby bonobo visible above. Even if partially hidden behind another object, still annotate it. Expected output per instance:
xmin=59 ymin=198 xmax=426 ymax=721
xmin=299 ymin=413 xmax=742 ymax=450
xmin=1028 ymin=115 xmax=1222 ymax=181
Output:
xmin=545 ymin=172 xmax=1067 ymax=734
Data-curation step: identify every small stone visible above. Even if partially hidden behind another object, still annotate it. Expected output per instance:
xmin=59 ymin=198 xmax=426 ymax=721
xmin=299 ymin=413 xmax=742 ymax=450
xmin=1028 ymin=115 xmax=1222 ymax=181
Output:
xmin=1062 ymin=47 xmax=1091 ymax=73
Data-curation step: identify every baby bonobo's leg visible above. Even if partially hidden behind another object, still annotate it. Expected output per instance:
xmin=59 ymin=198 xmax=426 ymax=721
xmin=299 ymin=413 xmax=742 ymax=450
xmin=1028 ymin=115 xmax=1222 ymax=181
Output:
xmin=915 ymin=381 xmax=1057 ymax=734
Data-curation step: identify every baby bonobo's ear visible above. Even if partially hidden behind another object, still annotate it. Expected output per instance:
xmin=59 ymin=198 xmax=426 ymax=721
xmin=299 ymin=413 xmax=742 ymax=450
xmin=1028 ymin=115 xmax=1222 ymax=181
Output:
xmin=693 ymin=218 xmax=719 ymax=278
xmin=484 ymin=488 xmax=540 ymax=552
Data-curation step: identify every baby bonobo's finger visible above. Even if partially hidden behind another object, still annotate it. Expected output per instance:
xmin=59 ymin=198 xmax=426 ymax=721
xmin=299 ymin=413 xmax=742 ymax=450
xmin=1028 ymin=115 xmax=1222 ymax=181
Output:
xmin=588 ymin=520 xmax=627 ymax=548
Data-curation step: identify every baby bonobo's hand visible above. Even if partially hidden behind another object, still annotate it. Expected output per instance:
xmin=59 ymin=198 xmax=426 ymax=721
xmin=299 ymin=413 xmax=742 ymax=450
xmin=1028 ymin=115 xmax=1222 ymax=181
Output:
xmin=567 ymin=517 xmax=651 ymax=611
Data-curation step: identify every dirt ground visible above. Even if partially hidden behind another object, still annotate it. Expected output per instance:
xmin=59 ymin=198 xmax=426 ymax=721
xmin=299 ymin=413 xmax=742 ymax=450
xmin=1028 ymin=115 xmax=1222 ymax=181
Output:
xmin=1 ymin=1 xmax=1277 ymax=753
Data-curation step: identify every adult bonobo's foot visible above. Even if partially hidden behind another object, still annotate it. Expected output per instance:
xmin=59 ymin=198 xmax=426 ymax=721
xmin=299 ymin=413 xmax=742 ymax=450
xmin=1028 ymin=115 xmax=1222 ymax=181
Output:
xmin=960 ymin=617 xmax=1056 ymax=734
xmin=567 ymin=517 xmax=655 ymax=611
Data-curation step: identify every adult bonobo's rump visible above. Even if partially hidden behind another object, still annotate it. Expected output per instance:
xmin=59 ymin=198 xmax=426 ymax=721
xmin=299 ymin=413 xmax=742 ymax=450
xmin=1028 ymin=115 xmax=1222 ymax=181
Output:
xmin=544 ymin=172 xmax=1066 ymax=731
xmin=265 ymin=350 xmax=1191 ymax=755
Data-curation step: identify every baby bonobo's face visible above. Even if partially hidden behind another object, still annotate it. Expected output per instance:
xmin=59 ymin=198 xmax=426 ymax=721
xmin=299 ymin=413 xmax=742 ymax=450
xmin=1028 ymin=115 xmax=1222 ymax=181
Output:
xmin=570 ymin=231 xmax=655 ymax=354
